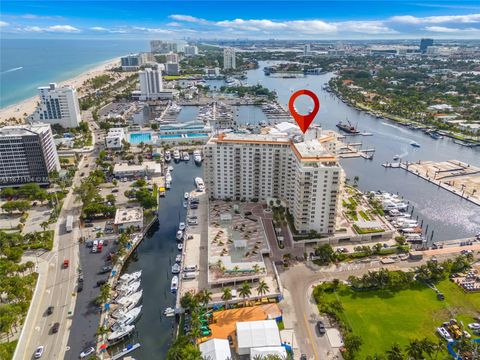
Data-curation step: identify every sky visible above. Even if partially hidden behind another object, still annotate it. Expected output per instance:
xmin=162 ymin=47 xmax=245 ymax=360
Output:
xmin=1 ymin=1 xmax=480 ymax=40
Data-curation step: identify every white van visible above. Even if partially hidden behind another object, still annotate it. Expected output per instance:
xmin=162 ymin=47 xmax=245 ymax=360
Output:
xmin=183 ymin=265 xmax=198 ymax=272
xmin=183 ymin=272 xmax=196 ymax=280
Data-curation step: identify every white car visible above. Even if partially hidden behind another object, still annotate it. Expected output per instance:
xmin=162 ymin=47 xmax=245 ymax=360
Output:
xmin=34 ymin=346 xmax=44 ymax=358
xmin=468 ymin=323 xmax=480 ymax=330
xmin=80 ymin=346 xmax=95 ymax=358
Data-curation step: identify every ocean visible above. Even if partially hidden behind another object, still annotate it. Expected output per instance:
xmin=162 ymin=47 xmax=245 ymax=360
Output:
xmin=0 ymin=38 xmax=149 ymax=108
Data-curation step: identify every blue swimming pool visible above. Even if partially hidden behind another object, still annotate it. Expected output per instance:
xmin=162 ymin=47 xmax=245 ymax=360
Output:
xmin=186 ymin=133 xmax=209 ymax=138
xmin=159 ymin=133 xmax=209 ymax=140
xmin=129 ymin=132 xmax=152 ymax=144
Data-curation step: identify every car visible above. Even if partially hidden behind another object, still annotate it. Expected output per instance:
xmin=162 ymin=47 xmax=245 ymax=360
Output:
xmin=46 ymin=306 xmax=54 ymax=315
xmin=79 ymin=346 xmax=95 ymax=358
xmin=227 ymin=335 xmax=233 ymax=346
xmin=77 ymin=283 xmax=83 ymax=292
xmin=78 ymin=274 xmax=84 ymax=282
xmin=468 ymin=323 xmax=480 ymax=330
xmin=63 ymin=259 xmax=69 ymax=268
xmin=300 ymin=355 xmax=307 ymax=360
xmin=99 ymin=265 xmax=112 ymax=274
xmin=51 ymin=322 xmax=60 ymax=333
xmin=96 ymin=279 xmax=107 ymax=287
xmin=111 ymin=189 xmax=119 ymax=193
xmin=80 ymin=172 xmax=85 ymax=176
xmin=85 ymin=240 xmax=93 ymax=248
xmin=85 ymin=223 xmax=94 ymax=228
xmin=94 ymin=226 xmax=102 ymax=231
xmin=34 ymin=346 xmax=44 ymax=358
xmin=84 ymin=164 xmax=89 ymax=168
xmin=316 ymin=321 xmax=326 ymax=335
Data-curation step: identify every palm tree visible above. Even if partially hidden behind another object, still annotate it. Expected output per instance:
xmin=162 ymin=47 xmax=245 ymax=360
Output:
xmin=221 ymin=287 xmax=232 ymax=309
xmin=238 ymin=281 xmax=252 ymax=307
xmin=201 ymin=289 xmax=213 ymax=309
xmin=405 ymin=339 xmax=423 ymax=360
xmin=386 ymin=343 xmax=404 ymax=360
xmin=256 ymin=280 xmax=270 ymax=297
xmin=40 ymin=221 xmax=50 ymax=231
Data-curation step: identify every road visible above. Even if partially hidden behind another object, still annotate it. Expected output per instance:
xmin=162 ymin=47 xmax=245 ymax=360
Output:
xmin=15 ymin=117 xmax=101 ymax=360
xmin=280 ymin=249 xmax=478 ymax=360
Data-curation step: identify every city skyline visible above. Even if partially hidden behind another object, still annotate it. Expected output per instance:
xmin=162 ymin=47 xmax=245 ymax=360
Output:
xmin=1 ymin=1 xmax=480 ymax=39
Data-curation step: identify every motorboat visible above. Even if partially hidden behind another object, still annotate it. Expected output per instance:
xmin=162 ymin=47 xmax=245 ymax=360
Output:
xmin=184 ymin=192 xmax=189 ymax=200
xmin=176 ymin=230 xmax=184 ymax=241
xmin=193 ymin=150 xmax=202 ymax=164
xmin=163 ymin=307 xmax=175 ymax=317
xmin=183 ymin=201 xmax=188 ymax=208
xmin=168 ymin=165 xmax=174 ymax=172
xmin=116 ymin=280 xmax=141 ymax=297
xmin=173 ymin=150 xmax=181 ymax=161
xmin=164 ymin=151 xmax=171 ymax=162
xmin=165 ymin=172 xmax=172 ymax=182
xmin=165 ymin=180 xmax=171 ymax=189
xmin=171 ymin=263 xmax=180 ymax=274
xmin=115 ymin=290 xmax=143 ymax=310
xmin=119 ymin=271 xmax=142 ymax=285
xmin=177 ymin=243 xmax=183 ymax=251
xmin=179 ymin=222 xmax=186 ymax=231
xmin=175 ymin=254 xmax=182 ymax=263
xmin=111 ymin=306 xmax=142 ymax=331
xmin=393 ymin=155 xmax=400 ymax=161
xmin=410 ymin=141 xmax=420 ymax=148
xmin=171 ymin=276 xmax=179 ymax=292
xmin=182 ymin=152 xmax=190 ymax=161
xmin=195 ymin=177 xmax=205 ymax=192
xmin=108 ymin=324 xmax=135 ymax=343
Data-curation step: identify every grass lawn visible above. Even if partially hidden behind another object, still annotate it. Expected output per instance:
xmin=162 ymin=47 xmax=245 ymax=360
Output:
xmin=320 ymin=280 xmax=480 ymax=358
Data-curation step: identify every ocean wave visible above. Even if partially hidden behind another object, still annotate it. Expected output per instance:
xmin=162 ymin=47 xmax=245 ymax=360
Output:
xmin=1 ymin=67 xmax=23 ymax=75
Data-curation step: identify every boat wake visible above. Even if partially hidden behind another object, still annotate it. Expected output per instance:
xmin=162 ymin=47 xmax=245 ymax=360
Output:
xmin=1 ymin=67 xmax=23 ymax=75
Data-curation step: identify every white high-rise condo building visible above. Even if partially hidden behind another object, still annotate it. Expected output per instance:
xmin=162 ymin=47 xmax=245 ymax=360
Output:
xmin=165 ymin=52 xmax=179 ymax=63
xmin=204 ymin=125 xmax=342 ymax=234
xmin=184 ymin=45 xmax=198 ymax=57
xmin=32 ymin=83 xmax=81 ymax=128
xmin=139 ymin=68 xmax=164 ymax=100
xmin=223 ymin=47 xmax=236 ymax=70
xmin=0 ymin=124 xmax=60 ymax=186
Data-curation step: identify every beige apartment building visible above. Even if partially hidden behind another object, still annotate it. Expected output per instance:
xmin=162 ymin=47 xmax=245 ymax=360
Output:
xmin=204 ymin=129 xmax=341 ymax=234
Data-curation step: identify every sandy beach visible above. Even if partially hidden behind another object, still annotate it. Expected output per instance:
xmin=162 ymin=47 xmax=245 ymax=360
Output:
xmin=0 ymin=57 xmax=121 ymax=124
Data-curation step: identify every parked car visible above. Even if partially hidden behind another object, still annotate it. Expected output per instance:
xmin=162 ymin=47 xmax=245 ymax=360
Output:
xmin=79 ymin=346 xmax=95 ymax=359
xmin=468 ymin=323 xmax=480 ymax=330
xmin=85 ymin=240 xmax=93 ymax=248
xmin=78 ymin=274 xmax=84 ymax=282
xmin=77 ymin=283 xmax=83 ymax=292
xmin=96 ymin=279 xmax=107 ymax=287
xmin=51 ymin=322 xmax=60 ymax=333
xmin=34 ymin=346 xmax=44 ymax=358
xmin=63 ymin=259 xmax=69 ymax=268
xmin=99 ymin=265 xmax=112 ymax=274
xmin=316 ymin=321 xmax=326 ymax=335
xmin=46 ymin=306 xmax=54 ymax=315
xmin=85 ymin=223 xmax=94 ymax=228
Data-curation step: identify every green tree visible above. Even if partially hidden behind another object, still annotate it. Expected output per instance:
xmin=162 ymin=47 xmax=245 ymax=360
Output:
xmin=256 ymin=280 xmax=270 ymax=297
xmin=238 ymin=281 xmax=252 ymax=307
xmin=221 ymin=287 xmax=232 ymax=309
xmin=314 ymin=244 xmax=336 ymax=265
xmin=386 ymin=343 xmax=404 ymax=360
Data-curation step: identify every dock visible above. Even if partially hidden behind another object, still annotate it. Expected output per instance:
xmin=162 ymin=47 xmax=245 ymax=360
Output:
xmin=110 ymin=343 xmax=141 ymax=360
xmin=383 ymin=160 xmax=480 ymax=206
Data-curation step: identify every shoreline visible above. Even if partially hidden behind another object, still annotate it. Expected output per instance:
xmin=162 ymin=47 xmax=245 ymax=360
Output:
xmin=0 ymin=57 xmax=121 ymax=123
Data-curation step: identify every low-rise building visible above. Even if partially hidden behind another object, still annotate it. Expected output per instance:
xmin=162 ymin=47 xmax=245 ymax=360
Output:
xmin=105 ymin=128 xmax=126 ymax=149
xmin=205 ymin=68 xmax=221 ymax=78
xmin=113 ymin=161 xmax=162 ymax=178
xmin=236 ymin=320 xmax=282 ymax=356
xmin=165 ymin=62 xmax=180 ymax=76
xmin=114 ymin=207 xmax=143 ymax=232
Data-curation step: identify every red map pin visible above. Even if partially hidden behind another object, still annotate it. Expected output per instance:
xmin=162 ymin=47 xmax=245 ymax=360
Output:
xmin=288 ymin=89 xmax=320 ymax=133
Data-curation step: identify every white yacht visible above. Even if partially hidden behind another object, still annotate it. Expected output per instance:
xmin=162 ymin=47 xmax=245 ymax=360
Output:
xmin=171 ymin=276 xmax=179 ymax=292
xmin=179 ymin=222 xmax=186 ymax=231
xmin=119 ymin=271 xmax=142 ymax=285
xmin=182 ymin=152 xmax=190 ymax=161
xmin=164 ymin=150 xmax=171 ymax=163
xmin=173 ymin=150 xmax=181 ymax=161
xmin=108 ymin=324 xmax=135 ymax=343
xmin=184 ymin=192 xmax=189 ymax=200
xmin=163 ymin=307 xmax=175 ymax=317
xmin=165 ymin=171 xmax=172 ymax=183
xmin=165 ymin=180 xmax=171 ymax=189
xmin=177 ymin=243 xmax=183 ymax=251
xmin=176 ymin=230 xmax=184 ymax=241
xmin=171 ymin=263 xmax=180 ymax=274
xmin=193 ymin=150 xmax=202 ymax=164
xmin=195 ymin=177 xmax=205 ymax=192
xmin=116 ymin=280 xmax=141 ymax=297
xmin=175 ymin=254 xmax=182 ymax=263
xmin=111 ymin=306 xmax=142 ymax=331
xmin=115 ymin=290 xmax=143 ymax=310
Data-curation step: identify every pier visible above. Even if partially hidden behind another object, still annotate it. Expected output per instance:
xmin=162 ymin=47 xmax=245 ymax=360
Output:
xmin=383 ymin=161 xmax=480 ymax=206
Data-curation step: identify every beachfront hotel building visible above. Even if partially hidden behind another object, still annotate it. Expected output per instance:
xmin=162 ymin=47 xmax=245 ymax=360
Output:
xmin=204 ymin=127 xmax=341 ymax=234
xmin=223 ymin=47 xmax=236 ymax=70
xmin=31 ymin=83 xmax=81 ymax=128
xmin=138 ymin=68 xmax=166 ymax=101
xmin=0 ymin=123 xmax=60 ymax=186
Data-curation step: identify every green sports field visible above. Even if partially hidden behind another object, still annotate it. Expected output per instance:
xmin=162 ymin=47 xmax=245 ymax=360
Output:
xmin=319 ymin=280 xmax=480 ymax=358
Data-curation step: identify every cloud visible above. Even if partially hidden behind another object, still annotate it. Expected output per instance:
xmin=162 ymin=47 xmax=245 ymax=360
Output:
xmin=425 ymin=26 xmax=480 ymax=33
xmin=166 ymin=22 xmax=182 ymax=27
xmin=90 ymin=26 xmax=109 ymax=31
xmin=391 ymin=13 xmax=480 ymax=24
xmin=169 ymin=14 xmax=209 ymax=25
xmin=0 ymin=21 xmax=9 ymax=27
xmin=132 ymin=26 xmax=173 ymax=34
xmin=337 ymin=21 xmax=397 ymax=34
xmin=20 ymin=24 xmax=80 ymax=33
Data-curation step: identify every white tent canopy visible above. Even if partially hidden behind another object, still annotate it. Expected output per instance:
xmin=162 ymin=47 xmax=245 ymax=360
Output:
xmin=199 ymin=338 xmax=232 ymax=360
xmin=250 ymin=346 xmax=287 ymax=359
xmin=236 ymin=320 xmax=282 ymax=355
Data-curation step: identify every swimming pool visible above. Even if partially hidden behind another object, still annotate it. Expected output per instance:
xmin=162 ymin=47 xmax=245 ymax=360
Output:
xmin=129 ymin=132 xmax=152 ymax=144
xmin=186 ymin=133 xmax=209 ymax=138
xmin=159 ymin=133 xmax=209 ymax=140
